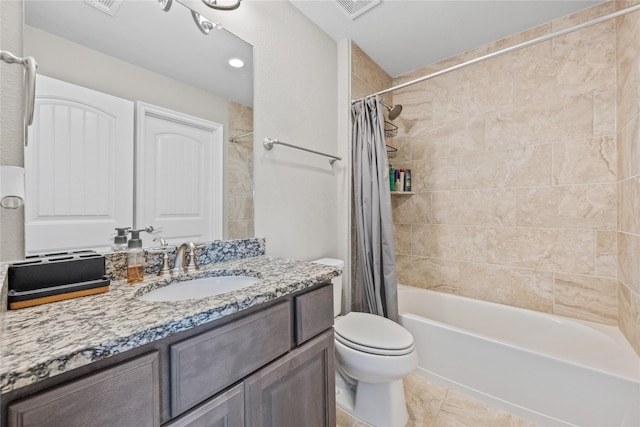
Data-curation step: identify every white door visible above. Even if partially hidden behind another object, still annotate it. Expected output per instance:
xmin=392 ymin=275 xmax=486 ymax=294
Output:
xmin=25 ymin=75 xmax=134 ymax=254
xmin=135 ymin=102 xmax=223 ymax=245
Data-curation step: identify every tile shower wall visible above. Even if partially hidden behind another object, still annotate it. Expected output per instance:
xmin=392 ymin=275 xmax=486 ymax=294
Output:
xmin=227 ymin=101 xmax=254 ymax=239
xmin=389 ymin=3 xmax=624 ymax=328
xmin=616 ymin=2 xmax=640 ymax=355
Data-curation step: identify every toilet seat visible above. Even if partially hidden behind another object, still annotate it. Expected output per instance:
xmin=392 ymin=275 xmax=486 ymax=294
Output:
xmin=334 ymin=312 xmax=415 ymax=356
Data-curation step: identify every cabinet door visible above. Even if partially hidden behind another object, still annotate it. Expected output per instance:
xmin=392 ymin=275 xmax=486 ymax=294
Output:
xmin=245 ymin=330 xmax=335 ymax=427
xmin=7 ymin=352 xmax=161 ymax=427
xmin=165 ymin=383 xmax=244 ymax=427
xmin=171 ymin=302 xmax=291 ymax=417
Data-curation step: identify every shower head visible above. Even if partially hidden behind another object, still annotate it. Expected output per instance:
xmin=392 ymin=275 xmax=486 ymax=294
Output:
xmin=387 ymin=104 xmax=403 ymax=120
xmin=382 ymin=99 xmax=403 ymax=121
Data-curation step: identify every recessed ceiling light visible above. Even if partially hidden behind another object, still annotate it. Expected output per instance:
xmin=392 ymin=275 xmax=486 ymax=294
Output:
xmin=228 ymin=58 xmax=244 ymax=68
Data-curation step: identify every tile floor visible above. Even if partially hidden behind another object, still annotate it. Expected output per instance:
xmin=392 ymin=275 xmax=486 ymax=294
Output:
xmin=336 ymin=372 xmax=539 ymax=427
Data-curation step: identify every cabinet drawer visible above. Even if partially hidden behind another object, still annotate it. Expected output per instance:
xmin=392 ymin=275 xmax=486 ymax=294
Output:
xmin=8 ymin=352 xmax=161 ymax=427
xmin=295 ymin=284 xmax=334 ymax=345
xmin=165 ymin=383 xmax=244 ymax=427
xmin=170 ymin=302 xmax=291 ymax=417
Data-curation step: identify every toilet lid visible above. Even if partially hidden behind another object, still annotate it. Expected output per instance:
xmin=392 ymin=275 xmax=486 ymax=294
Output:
xmin=334 ymin=312 xmax=415 ymax=356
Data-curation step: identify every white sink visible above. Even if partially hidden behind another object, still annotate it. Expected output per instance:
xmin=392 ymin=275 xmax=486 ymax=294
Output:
xmin=137 ymin=276 xmax=260 ymax=302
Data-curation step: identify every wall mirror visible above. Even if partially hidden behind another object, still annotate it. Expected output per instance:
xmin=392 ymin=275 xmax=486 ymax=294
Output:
xmin=23 ymin=0 xmax=254 ymax=255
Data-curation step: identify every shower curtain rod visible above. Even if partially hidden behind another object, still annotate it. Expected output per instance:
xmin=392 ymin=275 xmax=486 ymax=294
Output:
xmin=353 ymin=3 xmax=640 ymax=102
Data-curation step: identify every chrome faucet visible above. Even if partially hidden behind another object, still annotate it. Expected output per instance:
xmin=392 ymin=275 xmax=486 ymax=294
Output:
xmin=174 ymin=242 xmax=199 ymax=274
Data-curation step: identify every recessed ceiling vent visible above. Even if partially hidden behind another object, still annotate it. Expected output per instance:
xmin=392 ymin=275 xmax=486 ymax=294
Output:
xmin=335 ymin=0 xmax=381 ymax=20
xmin=83 ymin=0 xmax=124 ymax=17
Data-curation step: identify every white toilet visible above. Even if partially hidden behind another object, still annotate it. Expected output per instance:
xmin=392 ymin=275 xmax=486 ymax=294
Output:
xmin=312 ymin=258 xmax=418 ymax=427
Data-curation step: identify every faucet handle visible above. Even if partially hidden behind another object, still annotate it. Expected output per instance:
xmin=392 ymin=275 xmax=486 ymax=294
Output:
xmin=157 ymin=250 xmax=172 ymax=277
xmin=185 ymin=241 xmax=199 ymax=273
xmin=153 ymin=237 xmax=169 ymax=247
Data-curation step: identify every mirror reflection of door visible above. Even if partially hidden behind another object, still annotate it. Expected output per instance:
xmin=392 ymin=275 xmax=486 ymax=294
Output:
xmin=26 ymin=75 xmax=134 ymax=254
xmin=135 ymin=102 xmax=223 ymax=246
xmin=25 ymin=76 xmax=223 ymax=254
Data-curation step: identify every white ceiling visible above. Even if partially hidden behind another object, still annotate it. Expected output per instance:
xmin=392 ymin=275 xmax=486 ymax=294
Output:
xmin=24 ymin=0 xmax=253 ymax=106
xmin=291 ymin=0 xmax=605 ymax=78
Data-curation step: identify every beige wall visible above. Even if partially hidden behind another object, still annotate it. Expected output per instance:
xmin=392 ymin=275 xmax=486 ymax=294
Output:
xmin=616 ymin=2 xmax=640 ymax=355
xmin=227 ymin=101 xmax=254 ymax=239
xmin=389 ymin=3 xmax=630 ymax=332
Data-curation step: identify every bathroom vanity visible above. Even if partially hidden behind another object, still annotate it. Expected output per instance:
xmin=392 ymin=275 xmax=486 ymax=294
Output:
xmin=0 ymin=253 xmax=338 ymax=426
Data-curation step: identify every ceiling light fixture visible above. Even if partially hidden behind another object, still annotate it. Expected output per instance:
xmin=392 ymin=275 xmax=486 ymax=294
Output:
xmin=201 ymin=0 xmax=241 ymax=11
xmin=157 ymin=0 xmax=172 ymax=12
xmin=191 ymin=10 xmax=222 ymax=35
xmin=228 ymin=58 xmax=244 ymax=68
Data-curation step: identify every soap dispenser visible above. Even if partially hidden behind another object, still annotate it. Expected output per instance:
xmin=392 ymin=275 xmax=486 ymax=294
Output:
xmin=127 ymin=229 xmax=145 ymax=284
xmin=112 ymin=227 xmax=130 ymax=252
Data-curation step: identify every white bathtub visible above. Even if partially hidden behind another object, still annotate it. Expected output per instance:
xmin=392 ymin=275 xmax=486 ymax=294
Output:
xmin=397 ymin=285 xmax=640 ymax=427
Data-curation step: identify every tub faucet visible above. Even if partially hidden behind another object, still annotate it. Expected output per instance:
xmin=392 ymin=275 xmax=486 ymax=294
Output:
xmin=174 ymin=242 xmax=199 ymax=274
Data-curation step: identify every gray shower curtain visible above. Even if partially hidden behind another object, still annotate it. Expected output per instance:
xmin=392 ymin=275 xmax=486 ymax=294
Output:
xmin=351 ymin=96 xmax=399 ymax=322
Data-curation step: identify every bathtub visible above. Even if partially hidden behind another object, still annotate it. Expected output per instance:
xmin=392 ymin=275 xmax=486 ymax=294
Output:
xmin=397 ymin=285 xmax=640 ymax=427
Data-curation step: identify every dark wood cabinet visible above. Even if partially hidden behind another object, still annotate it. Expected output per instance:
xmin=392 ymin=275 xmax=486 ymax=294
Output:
xmin=7 ymin=352 xmax=161 ymax=427
xmin=2 ymin=284 xmax=334 ymax=427
xmin=170 ymin=302 xmax=291 ymax=417
xmin=245 ymin=330 xmax=335 ymax=427
xmin=165 ymin=383 xmax=244 ymax=427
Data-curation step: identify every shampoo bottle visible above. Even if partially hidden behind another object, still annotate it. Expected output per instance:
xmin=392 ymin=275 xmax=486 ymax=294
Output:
xmin=127 ymin=229 xmax=145 ymax=284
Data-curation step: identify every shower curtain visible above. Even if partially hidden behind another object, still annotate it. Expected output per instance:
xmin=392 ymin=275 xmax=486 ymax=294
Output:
xmin=351 ymin=96 xmax=399 ymax=322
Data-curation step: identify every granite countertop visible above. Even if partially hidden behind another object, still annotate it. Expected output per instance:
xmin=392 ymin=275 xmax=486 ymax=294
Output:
xmin=0 ymin=255 xmax=339 ymax=394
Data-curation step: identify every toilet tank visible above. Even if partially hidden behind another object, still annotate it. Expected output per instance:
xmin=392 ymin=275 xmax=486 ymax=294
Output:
xmin=311 ymin=258 xmax=344 ymax=317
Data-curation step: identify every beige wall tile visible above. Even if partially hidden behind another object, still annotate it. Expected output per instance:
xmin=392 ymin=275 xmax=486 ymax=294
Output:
xmin=385 ymin=2 xmax=633 ymax=330
xmin=351 ymin=43 xmax=392 ymax=95
xmin=464 ymin=70 xmax=514 ymax=114
xmin=228 ymin=221 xmax=250 ymax=240
xmin=432 ymin=189 xmax=516 ymax=226
xmin=596 ymin=230 xmax=618 ymax=278
xmin=485 ymin=95 xmax=594 ymax=150
xmin=228 ymin=195 xmax=253 ymax=221
xmin=459 ymin=262 xmax=553 ymax=312
xmin=616 ymin=9 xmax=640 ymax=129
xmin=552 ymin=137 xmax=616 ymax=184
xmin=387 ymin=136 xmax=411 ymax=162
xmin=487 ymin=227 xmax=595 ymax=274
xmin=515 ymin=184 xmax=617 ymax=230
xmin=411 ymin=116 xmax=485 ymax=158
xmin=620 ymin=176 xmax=640 ymax=234
xmin=458 ymin=145 xmax=551 ymax=189
xmin=618 ymin=232 xmax=640 ymax=293
xmin=594 ymin=85 xmax=617 ymax=137
xmin=392 ymin=193 xmax=431 ymax=225
xmin=394 ymin=223 xmax=412 ymax=255
xmin=396 ymin=255 xmax=459 ymax=293
xmin=412 ymin=225 xmax=486 ymax=263
xmin=617 ymin=115 xmax=640 ymax=180
xmin=554 ymin=273 xmax=618 ymax=325
xmin=618 ymin=283 xmax=640 ymax=356
xmin=408 ymin=157 xmax=458 ymax=192
xmin=551 ymin=20 xmax=616 ymax=77
xmin=392 ymin=89 xmax=434 ymax=124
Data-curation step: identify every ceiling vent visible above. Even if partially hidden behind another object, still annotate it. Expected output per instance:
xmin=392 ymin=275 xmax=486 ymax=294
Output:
xmin=335 ymin=0 xmax=381 ymax=20
xmin=83 ymin=0 xmax=124 ymax=17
